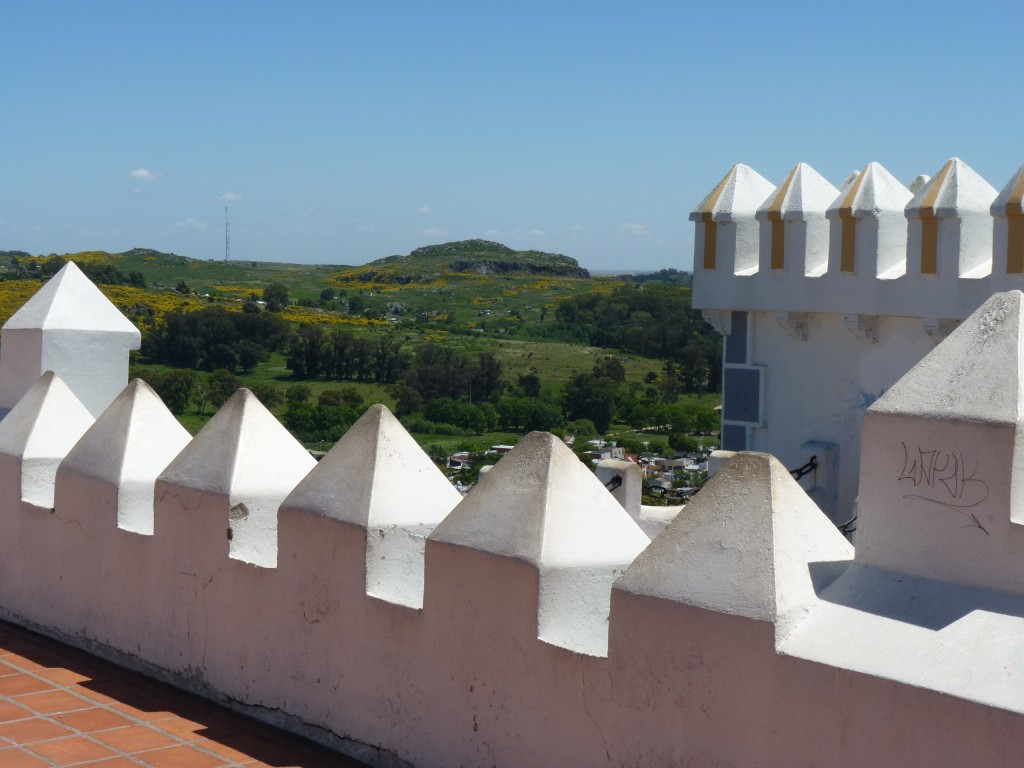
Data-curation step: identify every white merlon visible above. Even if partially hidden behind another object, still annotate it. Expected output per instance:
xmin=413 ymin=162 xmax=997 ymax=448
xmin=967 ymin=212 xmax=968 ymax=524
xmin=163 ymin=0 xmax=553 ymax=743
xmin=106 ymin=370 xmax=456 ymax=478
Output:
xmin=595 ymin=458 xmax=642 ymax=520
xmin=689 ymin=163 xmax=776 ymax=275
xmin=615 ymin=452 xmax=853 ymax=640
xmin=280 ymin=403 xmax=461 ymax=608
xmin=905 ymin=157 xmax=997 ymax=280
xmin=157 ymin=388 xmax=316 ymax=568
xmin=0 ymin=262 xmax=140 ymax=417
xmin=428 ymin=431 xmax=649 ymax=656
xmin=857 ymin=291 xmax=1024 ymax=592
xmin=0 ymin=371 xmax=94 ymax=508
xmin=756 ymin=162 xmax=838 ymax=277
xmin=991 ymin=163 xmax=1024 ymax=277
xmin=57 ymin=379 xmax=191 ymax=535
xmin=826 ymin=161 xmax=913 ymax=279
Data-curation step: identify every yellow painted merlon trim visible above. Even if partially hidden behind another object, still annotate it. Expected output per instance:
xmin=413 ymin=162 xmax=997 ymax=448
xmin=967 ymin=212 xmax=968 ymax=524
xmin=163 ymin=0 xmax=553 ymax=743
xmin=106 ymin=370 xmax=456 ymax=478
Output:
xmin=769 ymin=214 xmax=785 ymax=270
xmin=1008 ymin=215 xmax=1024 ymax=274
xmin=921 ymin=217 xmax=939 ymax=274
xmin=767 ymin=166 xmax=799 ymax=215
xmin=838 ymin=168 xmax=868 ymax=274
xmin=764 ymin=166 xmax=798 ymax=271
xmin=839 ymin=166 xmax=868 ymax=216
xmin=696 ymin=169 xmax=733 ymax=216
xmin=917 ymin=160 xmax=953 ymax=275
xmin=1006 ymin=172 xmax=1024 ymax=274
xmin=1006 ymin=171 xmax=1024 ymax=217
xmin=702 ymin=213 xmax=717 ymax=270
xmin=919 ymin=159 xmax=954 ymax=218
xmin=840 ymin=216 xmax=857 ymax=273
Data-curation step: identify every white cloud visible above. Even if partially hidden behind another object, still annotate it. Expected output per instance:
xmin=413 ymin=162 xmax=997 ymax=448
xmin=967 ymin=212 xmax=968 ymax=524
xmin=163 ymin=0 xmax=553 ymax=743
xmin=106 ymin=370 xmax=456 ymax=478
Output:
xmin=130 ymin=187 xmax=143 ymax=195
xmin=528 ymin=229 xmax=545 ymax=237
xmin=218 ymin=192 xmax=244 ymax=202
xmin=176 ymin=217 xmax=207 ymax=231
xmin=619 ymin=222 xmax=649 ymax=236
xmin=417 ymin=206 xmax=432 ymax=215
xmin=570 ymin=224 xmax=585 ymax=232
xmin=129 ymin=168 xmax=160 ymax=182
xmin=420 ymin=226 xmax=446 ymax=237
xmin=483 ymin=229 xmax=503 ymax=237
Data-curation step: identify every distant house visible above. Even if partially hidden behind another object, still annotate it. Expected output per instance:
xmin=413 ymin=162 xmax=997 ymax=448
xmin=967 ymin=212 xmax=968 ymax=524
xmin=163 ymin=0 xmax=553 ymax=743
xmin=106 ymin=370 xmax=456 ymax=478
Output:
xmin=587 ymin=445 xmax=625 ymax=462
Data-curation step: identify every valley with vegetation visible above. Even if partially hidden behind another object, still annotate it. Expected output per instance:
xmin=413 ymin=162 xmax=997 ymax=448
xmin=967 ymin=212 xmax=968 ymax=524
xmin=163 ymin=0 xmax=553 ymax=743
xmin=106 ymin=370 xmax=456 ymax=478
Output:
xmin=0 ymin=240 xmax=721 ymax=495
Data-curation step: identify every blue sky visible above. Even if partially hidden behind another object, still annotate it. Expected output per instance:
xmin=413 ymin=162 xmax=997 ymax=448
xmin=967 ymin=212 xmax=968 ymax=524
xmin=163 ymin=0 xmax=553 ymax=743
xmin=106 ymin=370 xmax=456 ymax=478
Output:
xmin=1 ymin=1 xmax=1022 ymax=271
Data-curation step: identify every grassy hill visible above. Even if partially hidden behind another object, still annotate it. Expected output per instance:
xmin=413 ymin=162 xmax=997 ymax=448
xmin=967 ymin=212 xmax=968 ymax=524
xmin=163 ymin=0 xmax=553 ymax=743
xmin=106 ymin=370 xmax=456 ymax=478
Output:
xmin=328 ymin=239 xmax=589 ymax=287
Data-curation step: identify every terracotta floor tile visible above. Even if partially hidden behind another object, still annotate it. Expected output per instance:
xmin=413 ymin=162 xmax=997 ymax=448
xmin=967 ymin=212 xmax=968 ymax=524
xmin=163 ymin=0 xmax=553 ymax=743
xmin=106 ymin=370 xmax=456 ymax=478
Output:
xmin=138 ymin=744 xmax=228 ymax=767
xmin=0 ymin=715 xmax=75 ymax=744
xmin=77 ymin=759 xmax=143 ymax=768
xmin=0 ymin=653 xmax=55 ymax=672
xmin=0 ymin=699 xmax=34 ymax=723
xmin=26 ymin=735 xmax=120 ymax=765
xmin=199 ymin=736 xmax=261 ymax=762
xmin=0 ymin=621 xmax=369 ymax=768
xmin=110 ymin=701 xmax=178 ymax=722
xmin=79 ymin=678 xmax=161 ymax=705
xmin=0 ymin=674 xmax=55 ymax=697
xmin=93 ymin=724 xmax=181 ymax=753
xmin=14 ymin=688 xmax=92 ymax=715
xmin=157 ymin=715 xmax=217 ymax=742
xmin=37 ymin=666 xmax=92 ymax=686
xmin=55 ymin=706 xmax=134 ymax=732
xmin=0 ymin=747 xmax=52 ymax=767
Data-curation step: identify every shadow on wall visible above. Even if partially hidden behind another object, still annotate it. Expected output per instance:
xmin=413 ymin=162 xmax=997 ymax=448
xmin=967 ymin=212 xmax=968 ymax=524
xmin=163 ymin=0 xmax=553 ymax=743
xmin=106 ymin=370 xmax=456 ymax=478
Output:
xmin=809 ymin=561 xmax=1024 ymax=631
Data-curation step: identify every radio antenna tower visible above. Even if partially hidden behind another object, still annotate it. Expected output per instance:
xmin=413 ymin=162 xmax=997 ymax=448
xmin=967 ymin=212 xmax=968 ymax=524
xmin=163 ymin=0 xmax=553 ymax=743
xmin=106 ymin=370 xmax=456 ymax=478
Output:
xmin=225 ymin=207 xmax=230 ymax=262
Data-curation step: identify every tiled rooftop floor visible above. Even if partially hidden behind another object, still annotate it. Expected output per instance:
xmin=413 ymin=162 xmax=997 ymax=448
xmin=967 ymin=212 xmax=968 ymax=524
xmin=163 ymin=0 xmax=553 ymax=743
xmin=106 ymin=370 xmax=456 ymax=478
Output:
xmin=0 ymin=620 xmax=368 ymax=768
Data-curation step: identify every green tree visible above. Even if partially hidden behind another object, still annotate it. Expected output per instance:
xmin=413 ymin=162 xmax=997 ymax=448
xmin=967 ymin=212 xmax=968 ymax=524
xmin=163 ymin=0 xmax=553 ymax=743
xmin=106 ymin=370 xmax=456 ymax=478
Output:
xmin=388 ymin=381 xmax=423 ymax=417
xmin=518 ymin=373 xmax=541 ymax=398
xmin=263 ymin=282 xmax=290 ymax=312
xmin=286 ymin=383 xmax=312 ymax=406
xmin=563 ymin=373 xmax=618 ymax=433
xmin=252 ymin=385 xmax=284 ymax=409
xmin=207 ymin=370 xmax=242 ymax=410
xmin=152 ymin=370 xmax=197 ymax=415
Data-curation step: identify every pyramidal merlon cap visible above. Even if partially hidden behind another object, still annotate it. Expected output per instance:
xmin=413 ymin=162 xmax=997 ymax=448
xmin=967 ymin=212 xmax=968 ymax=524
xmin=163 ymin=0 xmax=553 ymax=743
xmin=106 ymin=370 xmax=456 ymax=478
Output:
xmin=827 ymin=162 xmax=912 ymax=219
xmin=756 ymin=163 xmax=838 ymax=220
xmin=906 ymin=157 xmax=997 ymax=218
xmin=3 ymin=262 xmax=141 ymax=334
xmin=0 ymin=262 xmax=141 ymax=417
xmin=689 ymin=164 xmax=776 ymax=223
xmin=429 ymin=431 xmax=648 ymax=567
xmin=281 ymin=403 xmax=461 ymax=528
xmin=868 ymin=290 xmax=1022 ymax=423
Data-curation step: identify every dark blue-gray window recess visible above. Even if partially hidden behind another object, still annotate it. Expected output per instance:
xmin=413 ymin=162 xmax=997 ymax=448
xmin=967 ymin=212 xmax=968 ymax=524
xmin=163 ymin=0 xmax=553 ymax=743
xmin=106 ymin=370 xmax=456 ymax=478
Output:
xmin=725 ymin=311 xmax=748 ymax=365
xmin=721 ymin=424 xmax=747 ymax=452
xmin=722 ymin=366 xmax=762 ymax=425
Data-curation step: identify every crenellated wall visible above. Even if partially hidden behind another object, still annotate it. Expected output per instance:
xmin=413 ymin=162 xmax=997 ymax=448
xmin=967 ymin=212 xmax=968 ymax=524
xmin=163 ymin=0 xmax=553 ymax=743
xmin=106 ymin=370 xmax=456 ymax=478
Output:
xmin=692 ymin=158 xmax=1024 ymax=524
xmin=6 ymin=267 xmax=1024 ymax=766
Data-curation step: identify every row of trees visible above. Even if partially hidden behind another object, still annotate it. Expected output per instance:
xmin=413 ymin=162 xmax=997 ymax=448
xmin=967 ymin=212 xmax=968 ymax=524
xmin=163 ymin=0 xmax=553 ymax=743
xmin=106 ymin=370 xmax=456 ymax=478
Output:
xmin=142 ymin=307 xmax=290 ymax=372
xmin=551 ymin=283 xmax=721 ymax=393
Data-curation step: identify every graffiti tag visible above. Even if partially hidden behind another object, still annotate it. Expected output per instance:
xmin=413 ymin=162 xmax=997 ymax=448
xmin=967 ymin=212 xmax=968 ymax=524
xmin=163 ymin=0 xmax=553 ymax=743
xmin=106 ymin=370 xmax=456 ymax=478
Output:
xmin=897 ymin=441 xmax=989 ymax=534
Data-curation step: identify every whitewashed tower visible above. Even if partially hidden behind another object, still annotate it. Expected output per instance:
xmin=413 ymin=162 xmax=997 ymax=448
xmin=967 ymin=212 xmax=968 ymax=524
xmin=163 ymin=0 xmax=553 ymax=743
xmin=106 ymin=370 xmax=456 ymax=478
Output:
xmin=0 ymin=262 xmax=141 ymax=417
